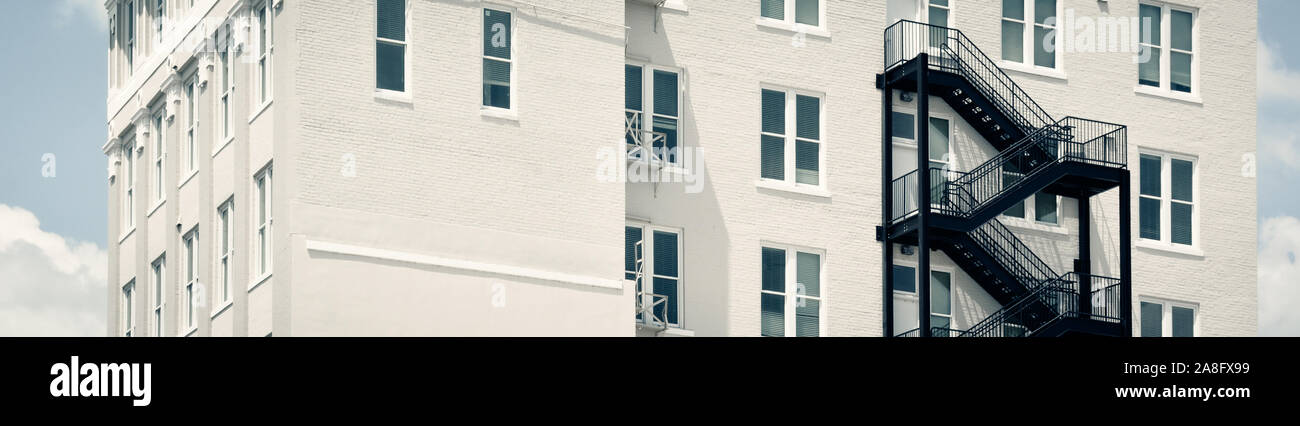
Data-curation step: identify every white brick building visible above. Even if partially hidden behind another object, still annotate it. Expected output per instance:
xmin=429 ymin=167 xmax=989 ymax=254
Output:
xmin=105 ymin=0 xmax=1256 ymax=337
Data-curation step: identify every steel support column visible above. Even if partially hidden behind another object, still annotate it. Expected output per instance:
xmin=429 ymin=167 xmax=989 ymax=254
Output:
xmin=916 ymin=54 xmax=932 ymax=338
xmin=1078 ymin=195 xmax=1092 ymax=318
xmin=1119 ymin=171 xmax=1133 ymax=336
xmin=882 ymin=80 xmax=894 ymax=337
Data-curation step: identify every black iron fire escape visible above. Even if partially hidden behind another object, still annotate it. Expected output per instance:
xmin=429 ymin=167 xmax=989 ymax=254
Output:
xmin=877 ymin=21 xmax=1133 ymax=337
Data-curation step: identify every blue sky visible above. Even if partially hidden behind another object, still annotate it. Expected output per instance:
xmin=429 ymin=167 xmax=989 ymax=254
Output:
xmin=0 ymin=1 xmax=1296 ymax=336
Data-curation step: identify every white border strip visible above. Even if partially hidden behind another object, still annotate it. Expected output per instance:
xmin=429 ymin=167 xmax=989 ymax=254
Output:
xmin=305 ymin=240 xmax=623 ymax=290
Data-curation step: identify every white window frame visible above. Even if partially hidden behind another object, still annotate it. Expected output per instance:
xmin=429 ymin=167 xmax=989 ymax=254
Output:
xmin=122 ymin=137 xmax=136 ymax=231
xmin=152 ymin=110 xmax=166 ymax=206
xmin=126 ymin=0 xmax=136 ymax=72
xmin=481 ymin=5 xmax=517 ymax=112
xmin=184 ymin=73 xmax=199 ymax=175
xmin=154 ymin=0 xmax=166 ymax=43
xmin=760 ymin=85 xmax=826 ymax=189
xmin=122 ymin=279 xmax=136 ymax=337
xmin=375 ymin=0 xmax=410 ymax=95
xmin=1137 ymin=2 xmax=1198 ymax=96
xmin=625 ymin=61 xmax=685 ymax=167
xmin=1138 ymin=296 xmax=1199 ymax=337
xmin=182 ymin=228 xmax=199 ymax=334
xmin=218 ymin=24 xmax=233 ymax=145
xmin=253 ymin=164 xmax=273 ymax=282
xmin=151 ymin=255 xmax=165 ymax=337
xmin=760 ymin=242 xmax=826 ymax=337
xmin=1137 ymin=149 xmax=1198 ymax=249
xmin=758 ymin=0 xmax=827 ymax=31
xmin=1000 ymin=0 xmax=1063 ymax=72
xmin=889 ymin=107 xmax=956 ymax=212
xmin=216 ymin=199 xmax=233 ymax=309
xmin=625 ymin=222 xmax=685 ymax=329
xmin=891 ymin=262 xmax=954 ymax=334
xmin=255 ymin=0 xmax=274 ymax=105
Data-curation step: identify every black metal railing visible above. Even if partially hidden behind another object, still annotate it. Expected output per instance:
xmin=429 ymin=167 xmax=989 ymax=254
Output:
xmin=895 ymin=327 xmax=965 ymax=338
xmin=884 ymin=20 xmax=1054 ymax=135
xmin=959 ymin=273 xmax=1124 ymax=337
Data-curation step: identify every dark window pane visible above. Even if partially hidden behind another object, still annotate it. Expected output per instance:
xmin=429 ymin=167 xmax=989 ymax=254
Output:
xmin=1001 ymin=20 xmax=1024 ymax=63
xmin=762 ymin=247 xmax=785 ymax=293
xmin=653 ymin=231 xmax=678 ymax=277
xmin=891 ymin=111 xmax=915 ymax=140
xmin=761 ymin=0 xmax=784 ymax=20
xmin=1140 ymin=197 xmax=1161 ymax=240
xmin=796 ymin=95 xmax=819 ymax=140
xmin=377 ymin=0 xmax=406 ymax=40
xmin=1171 ymin=9 xmax=1193 ymax=51
xmin=1139 ymin=154 xmax=1162 ymax=196
xmin=653 ymin=70 xmax=678 ymax=117
xmin=1139 ymin=4 xmax=1161 ymax=45
xmin=653 ymin=277 xmax=678 ymax=324
xmin=1002 ymin=0 xmax=1023 ymax=21
xmin=761 ymin=135 xmax=785 ymax=180
xmin=483 ymin=9 xmax=511 ymax=60
xmin=483 ymin=59 xmax=511 ymax=108
xmin=892 ymin=265 xmax=916 ymax=293
xmin=1171 ymin=51 xmax=1192 ymax=93
xmin=1033 ymin=26 xmax=1055 ymax=68
xmin=1171 ymin=202 xmax=1193 ymax=245
xmin=1172 ymin=306 xmax=1195 ymax=337
xmin=376 ymin=42 xmax=405 ymax=91
xmin=762 ymin=89 xmax=785 ymax=134
xmin=795 ymin=298 xmax=819 ymax=337
xmin=1034 ymin=0 xmax=1056 ymax=24
xmin=795 ymin=140 xmax=819 ymax=185
xmin=761 ymin=293 xmax=785 ymax=336
xmin=796 ymin=252 xmax=820 ymax=298
xmin=1035 ymin=192 xmax=1057 ymax=224
xmin=625 ymin=65 xmax=642 ymax=111
xmin=652 ymin=116 xmax=678 ymax=157
xmin=1141 ymin=301 xmax=1163 ymax=337
xmin=930 ymin=271 xmax=951 ymax=315
xmin=624 ymin=226 xmax=643 ymax=274
xmin=794 ymin=0 xmax=818 ymax=26
xmin=1171 ymin=158 xmax=1193 ymax=202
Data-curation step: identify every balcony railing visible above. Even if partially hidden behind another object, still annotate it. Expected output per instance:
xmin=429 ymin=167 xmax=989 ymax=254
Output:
xmin=884 ymin=20 xmax=1054 ymax=135
xmin=625 ymin=110 xmax=670 ymax=164
xmin=959 ymin=273 xmax=1124 ymax=337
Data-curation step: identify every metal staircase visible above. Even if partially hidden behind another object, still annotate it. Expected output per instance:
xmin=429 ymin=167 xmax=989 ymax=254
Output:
xmin=879 ymin=20 xmax=1134 ymax=337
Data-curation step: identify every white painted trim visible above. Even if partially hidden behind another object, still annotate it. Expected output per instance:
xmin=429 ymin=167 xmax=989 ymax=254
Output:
xmin=755 ymin=179 xmax=832 ymax=199
xmin=304 ymin=239 xmax=624 ymax=290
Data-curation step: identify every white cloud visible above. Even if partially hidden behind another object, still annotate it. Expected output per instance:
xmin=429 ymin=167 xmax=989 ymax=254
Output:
xmin=0 ymin=204 xmax=106 ymax=337
xmin=54 ymin=0 xmax=108 ymax=31
xmin=1259 ymin=216 xmax=1300 ymax=336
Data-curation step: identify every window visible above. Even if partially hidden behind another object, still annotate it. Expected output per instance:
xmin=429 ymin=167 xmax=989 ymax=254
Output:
xmin=760 ymin=88 xmax=823 ymax=186
xmin=185 ymin=74 xmax=198 ymax=173
xmin=1138 ymin=3 xmax=1195 ymax=93
xmin=891 ymin=265 xmax=952 ymax=334
xmin=1001 ymin=164 xmax=1058 ymax=225
xmin=1139 ymin=298 xmax=1197 ymax=337
xmin=1139 ymin=152 xmax=1195 ymax=246
xmin=761 ymin=246 xmax=823 ymax=337
xmin=760 ymin=0 xmax=822 ymax=27
xmin=625 ymin=64 xmax=681 ymax=164
xmin=154 ymin=0 xmax=166 ymax=41
xmin=219 ymin=25 xmax=232 ymax=140
xmin=126 ymin=1 xmax=136 ymax=71
xmin=1001 ymin=0 xmax=1058 ymax=69
xmin=254 ymin=165 xmax=273 ymax=277
xmin=122 ymin=280 xmax=136 ymax=337
xmin=151 ymin=256 xmax=165 ymax=337
xmin=123 ymin=138 xmax=135 ymax=230
xmin=482 ymin=8 xmax=513 ymax=109
xmin=624 ymin=225 xmax=683 ymax=328
xmin=376 ymin=0 xmax=407 ymax=92
xmin=889 ymin=110 xmax=950 ymax=209
xmin=216 ymin=200 xmax=233 ymax=306
xmin=183 ymin=229 xmax=198 ymax=331
xmin=152 ymin=111 xmax=165 ymax=203
xmin=256 ymin=1 xmax=274 ymax=103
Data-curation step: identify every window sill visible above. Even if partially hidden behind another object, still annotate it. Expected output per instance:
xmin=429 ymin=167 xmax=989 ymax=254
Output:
xmin=249 ymin=99 xmax=274 ymax=123
xmin=480 ymin=107 xmax=519 ymax=121
xmin=1133 ymin=85 xmax=1203 ymax=105
xmin=1135 ymin=239 xmax=1205 ymax=258
xmin=1000 ymin=217 xmax=1068 ymax=235
xmin=147 ymin=199 xmax=165 ymax=218
xmin=755 ymin=179 xmax=831 ymax=199
xmin=249 ymin=273 xmax=272 ymax=292
xmin=210 ymin=299 xmax=233 ymax=319
xmin=998 ymin=61 xmax=1068 ymax=81
xmin=178 ymin=169 xmax=199 ymax=189
xmin=118 ymin=227 xmax=136 ymax=244
xmin=754 ymin=17 xmax=830 ymax=39
xmin=626 ymin=158 xmax=692 ymax=177
xmin=374 ymin=89 xmax=413 ymax=105
xmin=212 ymin=135 xmax=234 ymax=157
xmin=181 ymin=326 xmax=197 ymax=337
xmin=662 ymin=0 xmax=688 ymax=13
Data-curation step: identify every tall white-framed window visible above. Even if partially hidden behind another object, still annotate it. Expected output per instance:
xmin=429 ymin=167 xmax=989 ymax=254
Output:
xmin=185 ymin=73 xmax=198 ymax=174
xmin=151 ymin=255 xmax=165 ymax=337
xmin=376 ymin=0 xmax=408 ymax=93
xmin=255 ymin=1 xmax=274 ymax=104
xmin=624 ymin=63 xmax=682 ymax=165
xmin=152 ymin=110 xmax=165 ymax=204
xmin=1001 ymin=0 xmax=1060 ymax=69
xmin=1139 ymin=297 xmax=1197 ymax=337
xmin=761 ymin=87 xmax=824 ymax=187
xmin=254 ymin=164 xmax=273 ymax=278
xmin=123 ymin=138 xmax=136 ymax=230
xmin=761 ymin=245 xmax=824 ymax=337
xmin=182 ymin=228 xmax=199 ymax=332
xmin=889 ymin=108 xmax=952 ymax=212
xmin=218 ymin=25 xmax=232 ymax=141
xmin=126 ymin=0 xmax=136 ymax=72
xmin=759 ymin=0 xmax=824 ymax=29
xmin=154 ymin=0 xmax=166 ymax=42
xmin=1138 ymin=2 xmax=1196 ymax=94
xmin=1001 ymin=156 xmax=1059 ymax=225
xmin=482 ymin=7 xmax=514 ymax=110
xmin=216 ymin=199 xmax=233 ymax=307
xmin=624 ymin=224 xmax=683 ymax=328
xmin=890 ymin=264 xmax=953 ymax=335
xmin=122 ymin=280 xmax=136 ymax=337
xmin=1138 ymin=150 xmax=1196 ymax=247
